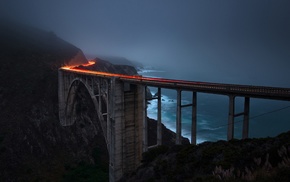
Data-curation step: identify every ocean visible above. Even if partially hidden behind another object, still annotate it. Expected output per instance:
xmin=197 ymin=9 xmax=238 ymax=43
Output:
xmin=138 ymin=68 xmax=290 ymax=144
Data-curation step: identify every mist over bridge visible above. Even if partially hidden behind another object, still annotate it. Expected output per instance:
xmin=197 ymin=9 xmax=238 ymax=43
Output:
xmin=58 ymin=66 xmax=290 ymax=182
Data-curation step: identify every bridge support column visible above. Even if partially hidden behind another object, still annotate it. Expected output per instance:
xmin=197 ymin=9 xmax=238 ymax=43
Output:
xmin=157 ymin=87 xmax=162 ymax=145
xmin=109 ymin=79 xmax=145 ymax=182
xmin=191 ymin=92 xmax=197 ymax=145
xmin=227 ymin=95 xmax=235 ymax=140
xmin=176 ymin=89 xmax=182 ymax=144
xmin=143 ymin=86 xmax=148 ymax=152
xmin=242 ymin=97 xmax=250 ymax=139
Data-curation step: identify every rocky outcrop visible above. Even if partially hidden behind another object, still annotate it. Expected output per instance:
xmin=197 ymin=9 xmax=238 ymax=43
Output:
xmin=95 ymin=56 xmax=143 ymax=68
xmin=78 ymin=58 xmax=139 ymax=75
xmin=147 ymin=118 xmax=189 ymax=146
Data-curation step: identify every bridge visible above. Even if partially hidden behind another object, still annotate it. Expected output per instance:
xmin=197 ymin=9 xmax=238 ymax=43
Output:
xmin=58 ymin=64 xmax=290 ymax=182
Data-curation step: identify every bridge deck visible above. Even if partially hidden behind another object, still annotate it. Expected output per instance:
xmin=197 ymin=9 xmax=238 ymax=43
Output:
xmin=60 ymin=67 xmax=290 ymax=101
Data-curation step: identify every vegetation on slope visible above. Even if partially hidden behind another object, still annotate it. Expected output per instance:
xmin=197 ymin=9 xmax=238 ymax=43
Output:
xmin=122 ymin=131 xmax=290 ymax=181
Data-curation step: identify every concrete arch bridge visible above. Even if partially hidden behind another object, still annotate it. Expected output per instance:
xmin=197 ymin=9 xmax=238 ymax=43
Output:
xmin=58 ymin=67 xmax=290 ymax=181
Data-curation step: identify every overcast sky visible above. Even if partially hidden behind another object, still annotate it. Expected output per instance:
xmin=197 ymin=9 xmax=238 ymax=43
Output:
xmin=1 ymin=0 xmax=290 ymax=86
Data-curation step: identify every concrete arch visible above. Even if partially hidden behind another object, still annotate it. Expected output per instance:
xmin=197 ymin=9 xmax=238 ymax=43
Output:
xmin=64 ymin=77 xmax=108 ymax=146
xmin=59 ymin=70 xmax=145 ymax=181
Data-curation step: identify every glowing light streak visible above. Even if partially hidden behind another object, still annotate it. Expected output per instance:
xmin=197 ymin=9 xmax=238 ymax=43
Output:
xmin=62 ymin=60 xmax=96 ymax=69
xmin=60 ymin=61 xmax=290 ymax=99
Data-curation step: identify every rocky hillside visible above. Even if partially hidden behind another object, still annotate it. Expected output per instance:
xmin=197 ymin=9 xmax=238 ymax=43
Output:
xmin=122 ymin=131 xmax=290 ymax=181
xmin=0 ymin=22 xmax=97 ymax=181
xmin=94 ymin=56 xmax=143 ymax=68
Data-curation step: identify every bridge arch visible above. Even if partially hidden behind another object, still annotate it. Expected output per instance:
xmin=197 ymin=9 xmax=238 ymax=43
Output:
xmin=64 ymin=77 xmax=109 ymax=149
xmin=59 ymin=70 xmax=146 ymax=181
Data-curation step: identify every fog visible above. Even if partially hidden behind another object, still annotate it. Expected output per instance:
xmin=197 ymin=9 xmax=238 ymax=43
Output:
xmin=1 ymin=0 xmax=290 ymax=86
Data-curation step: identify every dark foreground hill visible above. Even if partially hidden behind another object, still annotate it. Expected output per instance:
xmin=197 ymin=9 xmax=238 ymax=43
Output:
xmin=122 ymin=131 xmax=290 ymax=181
xmin=0 ymin=22 xmax=99 ymax=181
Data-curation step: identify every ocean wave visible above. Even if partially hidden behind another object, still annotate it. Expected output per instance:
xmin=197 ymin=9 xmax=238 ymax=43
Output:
xmin=138 ymin=69 xmax=165 ymax=74
xmin=147 ymin=92 xmax=211 ymax=144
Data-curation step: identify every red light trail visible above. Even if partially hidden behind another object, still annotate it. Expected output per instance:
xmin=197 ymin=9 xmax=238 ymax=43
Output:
xmin=60 ymin=61 xmax=290 ymax=101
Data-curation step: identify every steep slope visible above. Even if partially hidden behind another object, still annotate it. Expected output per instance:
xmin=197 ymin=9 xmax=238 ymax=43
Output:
xmin=0 ymin=22 xmax=100 ymax=181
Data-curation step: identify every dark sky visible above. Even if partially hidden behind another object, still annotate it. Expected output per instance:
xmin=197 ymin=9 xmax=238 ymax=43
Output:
xmin=1 ymin=0 xmax=290 ymax=86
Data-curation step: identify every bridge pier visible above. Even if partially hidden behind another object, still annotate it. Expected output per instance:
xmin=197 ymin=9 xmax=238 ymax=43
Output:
xmin=176 ymin=90 xmax=197 ymax=145
xmin=146 ymin=88 xmax=198 ymax=146
xmin=176 ymin=89 xmax=182 ymax=144
xmin=191 ymin=92 xmax=197 ymax=145
xmin=242 ymin=97 xmax=250 ymax=139
xmin=227 ymin=95 xmax=235 ymax=140
xmin=227 ymin=95 xmax=250 ymax=140
xmin=157 ymin=87 xmax=162 ymax=146
xmin=108 ymin=80 xmax=145 ymax=181
xmin=143 ymin=86 xmax=148 ymax=152
xmin=144 ymin=87 xmax=163 ymax=149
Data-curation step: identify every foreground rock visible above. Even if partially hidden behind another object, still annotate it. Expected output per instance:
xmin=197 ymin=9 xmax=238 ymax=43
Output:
xmin=147 ymin=118 xmax=189 ymax=146
xmin=121 ymin=131 xmax=290 ymax=181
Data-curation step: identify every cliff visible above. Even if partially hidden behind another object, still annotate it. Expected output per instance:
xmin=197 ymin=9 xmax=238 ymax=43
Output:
xmin=0 ymin=22 xmax=103 ymax=181
xmin=78 ymin=57 xmax=139 ymax=75
xmin=147 ymin=118 xmax=189 ymax=146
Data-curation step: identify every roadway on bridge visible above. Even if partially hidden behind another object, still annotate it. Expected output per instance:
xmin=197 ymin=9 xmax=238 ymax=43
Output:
xmin=61 ymin=63 xmax=290 ymax=101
